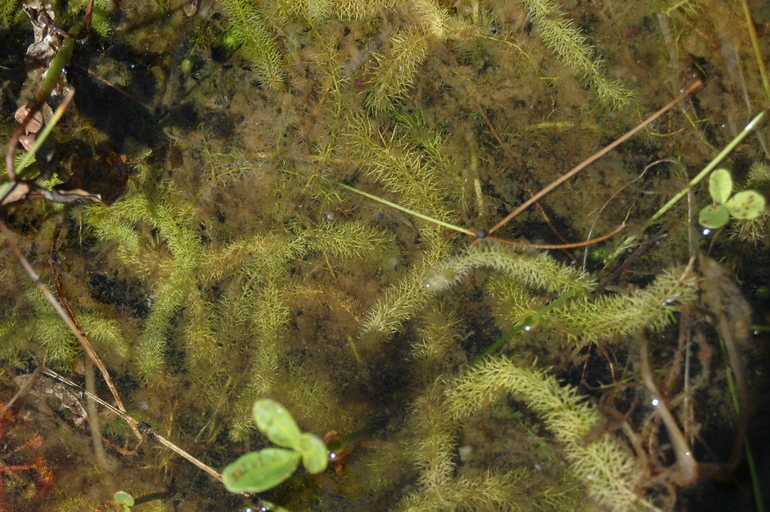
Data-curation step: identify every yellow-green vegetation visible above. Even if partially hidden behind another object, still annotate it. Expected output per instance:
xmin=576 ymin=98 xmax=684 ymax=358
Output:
xmin=521 ymin=0 xmax=632 ymax=108
xmin=728 ymin=160 xmax=770 ymax=245
xmin=66 ymin=0 xmax=113 ymax=38
xmin=0 ymin=0 xmax=23 ymax=26
xmin=220 ymin=0 xmax=287 ymax=90
xmin=445 ymin=357 xmax=640 ymax=511
xmin=84 ymin=160 xmax=394 ymax=442
xmin=219 ymin=0 xmax=626 ymax=109
xmin=0 ymin=281 xmax=125 ymax=368
xmin=482 ymin=260 xmax=699 ymax=346
xmin=423 ymin=241 xmax=595 ymax=294
xmin=1 ymin=0 xmax=768 ymax=511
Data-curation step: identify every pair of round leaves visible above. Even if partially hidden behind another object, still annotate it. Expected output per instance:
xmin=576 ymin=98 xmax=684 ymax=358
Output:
xmin=113 ymin=491 xmax=134 ymax=511
xmin=699 ymin=169 xmax=766 ymax=229
xmin=222 ymin=399 xmax=328 ymax=494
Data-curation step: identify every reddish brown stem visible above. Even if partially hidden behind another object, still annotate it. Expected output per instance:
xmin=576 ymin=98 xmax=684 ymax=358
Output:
xmin=472 ymin=76 xmax=704 ymax=246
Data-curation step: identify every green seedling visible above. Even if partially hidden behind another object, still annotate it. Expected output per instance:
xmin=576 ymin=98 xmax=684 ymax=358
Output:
xmin=113 ymin=491 xmax=134 ymax=512
xmin=222 ymin=399 xmax=327 ymax=494
xmin=698 ymin=169 xmax=766 ymax=229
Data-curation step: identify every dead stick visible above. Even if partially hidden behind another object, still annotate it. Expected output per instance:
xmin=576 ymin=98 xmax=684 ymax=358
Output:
xmin=473 ymin=76 xmax=704 ymax=245
xmin=485 ymin=223 xmax=625 ymax=250
xmin=49 ymin=260 xmax=129 ymax=417
xmin=0 ymin=220 xmax=142 ymax=441
xmin=41 ymin=369 xmax=223 ymax=483
xmin=638 ymin=335 xmax=699 ymax=484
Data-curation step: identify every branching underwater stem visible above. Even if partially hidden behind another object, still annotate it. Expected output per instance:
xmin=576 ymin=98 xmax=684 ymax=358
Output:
xmin=638 ymin=335 xmax=699 ymax=485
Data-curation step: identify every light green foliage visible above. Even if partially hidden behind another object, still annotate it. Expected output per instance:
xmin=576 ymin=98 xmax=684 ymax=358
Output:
xmin=5 ymin=1 xmax=758 ymax=510
xmin=102 ymin=183 xmax=202 ymax=380
xmin=445 ymin=357 xmax=641 ymax=512
xmin=87 ymin=170 xmax=393 ymax=382
xmin=9 ymin=284 xmax=125 ymax=368
xmin=412 ymin=303 xmax=461 ymax=362
xmin=348 ymin=117 xmax=457 ymax=223
xmin=0 ymin=315 xmax=31 ymax=368
xmin=78 ymin=312 xmax=128 ymax=359
xmin=522 ymin=0 xmax=632 ymax=108
xmin=410 ymin=385 xmax=456 ymax=492
xmin=660 ymin=0 xmax=710 ymax=17
xmin=253 ymin=399 xmax=303 ymax=448
xmin=67 ymin=0 xmax=113 ymax=37
xmin=273 ymin=0 xmax=396 ymax=20
xmin=221 ymin=0 xmax=286 ymax=90
xmin=423 ymin=240 xmax=595 ymax=295
xmin=699 ymin=168 xmax=767 ymax=229
xmin=399 ymin=377 xmax=588 ymax=512
xmin=364 ymin=0 xmax=470 ymax=110
xmin=219 ymin=0 xmax=477 ymax=110
xmin=350 ymin=113 xmax=463 ymax=338
xmin=223 ymin=448 xmax=302 ymax=493
xmin=430 ymin=244 xmax=697 ymax=347
xmin=297 ymin=432 xmax=329 ymax=473
xmin=747 ymin=160 xmax=770 ymax=185
xmin=361 ymin=236 xmax=449 ymax=337
xmin=486 ymin=276 xmax=540 ymax=328
xmin=222 ymin=399 xmax=327 ymax=493
xmin=728 ymin=161 xmax=770 ymax=244
xmin=362 ymin=260 xmax=431 ymax=337
xmin=551 ymin=268 xmax=699 ymax=345
xmin=113 ymin=491 xmax=134 ymax=512
xmin=0 ymin=0 xmax=25 ymax=26
xmin=401 ymin=469 xmax=537 ymax=512
xmin=366 ymin=28 xmax=430 ymax=111
xmin=307 ymin=220 xmax=394 ymax=259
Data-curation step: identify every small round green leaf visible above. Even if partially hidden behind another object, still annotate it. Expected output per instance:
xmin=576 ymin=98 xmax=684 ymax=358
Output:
xmin=252 ymin=399 xmax=302 ymax=448
xmin=296 ymin=432 xmax=328 ymax=474
xmin=709 ymin=169 xmax=733 ymax=205
xmin=724 ymin=190 xmax=767 ymax=219
xmin=699 ymin=204 xmax=729 ymax=229
xmin=222 ymin=448 xmax=301 ymax=493
xmin=114 ymin=491 xmax=134 ymax=506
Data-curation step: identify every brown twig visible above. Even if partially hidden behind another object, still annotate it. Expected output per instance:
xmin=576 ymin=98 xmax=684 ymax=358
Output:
xmin=638 ymin=333 xmax=699 ymax=486
xmin=472 ymin=98 xmax=578 ymax=259
xmin=471 ymin=76 xmax=704 ymax=246
xmin=40 ymin=368 xmax=224 ymax=482
xmin=484 ymin=223 xmax=625 ymax=250
xmin=0 ymin=366 xmax=44 ymax=420
xmin=1 ymin=220 xmax=224 ymax=482
xmin=0 ymin=220 xmax=142 ymax=445
xmin=49 ymin=259 xmax=129 ymax=417
xmin=594 ymin=219 xmax=676 ymax=294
